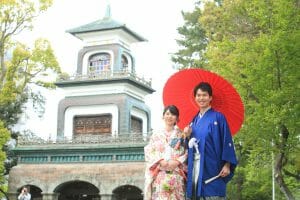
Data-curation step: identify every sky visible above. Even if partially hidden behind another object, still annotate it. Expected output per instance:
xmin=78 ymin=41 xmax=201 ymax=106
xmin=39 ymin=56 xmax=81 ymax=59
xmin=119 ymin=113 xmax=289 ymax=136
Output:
xmin=15 ymin=0 xmax=196 ymax=139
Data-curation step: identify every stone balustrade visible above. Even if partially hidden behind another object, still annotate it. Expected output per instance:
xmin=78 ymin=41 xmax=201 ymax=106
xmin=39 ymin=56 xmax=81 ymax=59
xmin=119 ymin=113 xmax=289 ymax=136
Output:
xmin=17 ymin=133 xmax=151 ymax=146
xmin=57 ymin=70 xmax=152 ymax=87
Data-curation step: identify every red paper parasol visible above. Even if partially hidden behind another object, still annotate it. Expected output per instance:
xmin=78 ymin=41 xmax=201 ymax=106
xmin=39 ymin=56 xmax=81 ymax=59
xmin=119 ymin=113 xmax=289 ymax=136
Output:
xmin=163 ymin=69 xmax=244 ymax=136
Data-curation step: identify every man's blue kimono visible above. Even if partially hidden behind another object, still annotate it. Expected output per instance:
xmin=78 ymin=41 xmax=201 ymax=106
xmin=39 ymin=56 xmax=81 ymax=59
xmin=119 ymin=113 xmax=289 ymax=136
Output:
xmin=186 ymin=108 xmax=237 ymax=198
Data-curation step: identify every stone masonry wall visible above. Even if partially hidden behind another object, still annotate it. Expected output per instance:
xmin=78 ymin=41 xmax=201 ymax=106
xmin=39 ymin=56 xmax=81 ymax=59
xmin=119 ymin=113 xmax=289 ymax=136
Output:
xmin=8 ymin=162 xmax=145 ymax=198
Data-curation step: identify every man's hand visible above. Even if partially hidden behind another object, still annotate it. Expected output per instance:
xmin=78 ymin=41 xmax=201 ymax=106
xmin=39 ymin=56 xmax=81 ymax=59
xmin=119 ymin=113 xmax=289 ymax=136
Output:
xmin=219 ymin=162 xmax=231 ymax=177
xmin=183 ymin=126 xmax=192 ymax=138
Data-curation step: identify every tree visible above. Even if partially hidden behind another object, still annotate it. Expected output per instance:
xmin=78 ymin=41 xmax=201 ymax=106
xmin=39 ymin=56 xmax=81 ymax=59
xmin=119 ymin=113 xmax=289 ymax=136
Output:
xmin=171 ymin=1 xmax=209 ymax=69
xmin=0 ymin=0 xmax=61 ymax=198
xmin=200 ymin=1 xmax=299 ymax=199
xmin=174 ymin=0 xmax=300 ymax=199
xmin=0 ymin=121 xmax=10 ymax=200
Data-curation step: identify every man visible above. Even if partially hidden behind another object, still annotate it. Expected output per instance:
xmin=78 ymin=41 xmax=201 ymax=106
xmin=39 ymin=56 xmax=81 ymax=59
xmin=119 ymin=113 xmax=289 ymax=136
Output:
xmin=184 ymin=82 xmax=237 ymax=200
xmin=18 ymin=187 xmax=31 ymax=200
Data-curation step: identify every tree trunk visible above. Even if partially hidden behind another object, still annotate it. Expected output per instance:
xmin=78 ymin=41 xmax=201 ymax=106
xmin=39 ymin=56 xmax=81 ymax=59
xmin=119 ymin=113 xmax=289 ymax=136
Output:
xmin=274 ymin=125 xmax=295 ymax=200
xmin=0 ymin=43 xmax=6 ymax=85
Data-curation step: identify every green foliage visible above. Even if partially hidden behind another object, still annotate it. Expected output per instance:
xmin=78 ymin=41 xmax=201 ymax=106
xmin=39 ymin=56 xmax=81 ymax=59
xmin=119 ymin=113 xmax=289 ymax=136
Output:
xmin=0 ymin=0 xmax=62 ymax=197
xmin=171 ymin=1 xmax=209 ymax=69
xmin=0 ymin=39 xmax=60 ymax=125
xmin=0 ymin=120 xmax=10 ymax=182
xmin=0 ymin=0 xmax=59 ymax=124
xmin=174 ymin=0 xmax=300 ymax=198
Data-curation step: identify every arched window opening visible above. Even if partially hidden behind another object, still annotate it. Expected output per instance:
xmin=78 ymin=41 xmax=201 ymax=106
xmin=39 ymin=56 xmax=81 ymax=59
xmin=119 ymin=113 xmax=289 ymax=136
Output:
xmin=17 ymin=185 xmax=42 ymax=200
xmin=55 ymin=181 xmax=100 ymax=200
xmin=88 ymin=53 xmax=111 ymax=74
xmin=131 ymin=116 xmax=142 ymax=134
xmin=113 ymin=185 xmax=143 ymax=200
xmin=121 ymin=55 xmax=128 ymax=71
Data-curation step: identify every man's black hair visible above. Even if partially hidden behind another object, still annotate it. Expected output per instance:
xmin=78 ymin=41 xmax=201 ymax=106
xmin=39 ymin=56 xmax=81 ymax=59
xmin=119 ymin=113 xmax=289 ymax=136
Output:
xmin=193 ymin=82 xmax=213 ymax=97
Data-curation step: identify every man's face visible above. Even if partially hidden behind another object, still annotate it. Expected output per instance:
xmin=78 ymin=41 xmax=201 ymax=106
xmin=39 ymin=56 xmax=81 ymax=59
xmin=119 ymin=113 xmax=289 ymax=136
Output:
xmin=194 ymin=89 xmax=212 ymax=109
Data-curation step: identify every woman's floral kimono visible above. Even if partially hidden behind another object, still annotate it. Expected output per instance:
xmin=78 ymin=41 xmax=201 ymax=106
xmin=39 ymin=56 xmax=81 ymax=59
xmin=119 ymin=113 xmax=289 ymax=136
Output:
xmin=144 ymin=127 xmax=187 ymax=200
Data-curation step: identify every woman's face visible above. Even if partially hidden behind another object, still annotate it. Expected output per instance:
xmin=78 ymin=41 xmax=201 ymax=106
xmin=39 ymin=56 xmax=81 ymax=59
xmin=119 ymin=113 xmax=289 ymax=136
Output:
xmin=194 ymin=89 xmax=212 ymax=109
xmin=163 ymin=109 xmax=177 ymax=126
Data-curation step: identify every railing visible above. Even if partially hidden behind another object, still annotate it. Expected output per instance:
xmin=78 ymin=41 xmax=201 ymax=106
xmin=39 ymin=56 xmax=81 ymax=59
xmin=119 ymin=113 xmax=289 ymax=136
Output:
xmin=57 ymin=70 xmax=152 ymax=87
xmin=17 ymin=133 xmax=152 ymax=146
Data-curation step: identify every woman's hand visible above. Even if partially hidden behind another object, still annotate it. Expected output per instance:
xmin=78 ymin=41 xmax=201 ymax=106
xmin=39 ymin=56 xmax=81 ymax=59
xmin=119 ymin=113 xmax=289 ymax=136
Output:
xmin=167 ymin=160 xmax=180 ymax=171
xmin=159 ymin=160 xmax=169 ymax=170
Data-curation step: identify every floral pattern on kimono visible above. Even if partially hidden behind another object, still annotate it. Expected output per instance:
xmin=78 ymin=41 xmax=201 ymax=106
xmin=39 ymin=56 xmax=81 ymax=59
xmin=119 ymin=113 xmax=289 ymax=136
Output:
xmin=144 ymin=127 xmax=187 ymax=200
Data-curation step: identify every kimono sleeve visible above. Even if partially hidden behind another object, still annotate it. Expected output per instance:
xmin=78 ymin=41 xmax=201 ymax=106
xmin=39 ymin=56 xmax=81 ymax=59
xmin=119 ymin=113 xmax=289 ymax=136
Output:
xmin=144 ymin=133 xmax=164 ymax=200
xmin=217 ymin=113 xmax=238 ymax=182
xmin=144 ymin=133 xmax=164 ymax=169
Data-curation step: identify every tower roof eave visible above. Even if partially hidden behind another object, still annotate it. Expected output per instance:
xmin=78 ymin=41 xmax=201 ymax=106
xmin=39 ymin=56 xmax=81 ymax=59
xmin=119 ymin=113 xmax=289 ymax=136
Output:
xmin=66 ymin=19 xmax=147 ymax=42
xmin=55 ymin=78 xmax=155 ymax=94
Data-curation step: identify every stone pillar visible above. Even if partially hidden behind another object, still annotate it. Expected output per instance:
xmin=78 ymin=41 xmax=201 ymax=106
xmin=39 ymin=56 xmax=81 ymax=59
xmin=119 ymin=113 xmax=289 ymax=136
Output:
xmin=42 ymin=193 xmax=59 ymax=200
xmin=7 ymin=192 xmax=18 ymax=200
xmin=100 ymin=194 xmax=114 ymax=200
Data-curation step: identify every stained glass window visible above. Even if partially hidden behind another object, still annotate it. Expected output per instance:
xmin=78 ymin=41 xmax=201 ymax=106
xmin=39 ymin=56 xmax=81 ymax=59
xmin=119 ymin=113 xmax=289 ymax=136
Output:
xmin=88 ymin=53 xmax=111 ymax=74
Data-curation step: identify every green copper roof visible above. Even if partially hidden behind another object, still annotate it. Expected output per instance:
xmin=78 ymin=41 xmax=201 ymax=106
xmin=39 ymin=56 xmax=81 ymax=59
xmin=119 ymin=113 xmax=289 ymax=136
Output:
xmin=66 ymin=18 xmax=147 ymax=42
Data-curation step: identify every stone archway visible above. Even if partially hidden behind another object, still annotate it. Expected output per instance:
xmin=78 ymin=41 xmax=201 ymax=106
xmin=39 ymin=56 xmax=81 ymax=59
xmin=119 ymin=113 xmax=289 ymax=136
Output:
xmin=54 ymin=180 xmax=100 ymax=200
xmin=17 ymin=185 xmax=42 ymax=200
xmin=112 ymin=185 xmax=142 ymax=200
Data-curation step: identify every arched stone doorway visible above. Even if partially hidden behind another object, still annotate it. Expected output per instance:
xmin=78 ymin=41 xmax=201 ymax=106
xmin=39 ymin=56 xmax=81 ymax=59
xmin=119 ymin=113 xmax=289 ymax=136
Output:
xmin=17 ymin=185 xmax=42 ymax=200
xmin=54 ymin=181 xmax=100 ymax=200
xmin=112 ymin=185 xmax=142 ymax=200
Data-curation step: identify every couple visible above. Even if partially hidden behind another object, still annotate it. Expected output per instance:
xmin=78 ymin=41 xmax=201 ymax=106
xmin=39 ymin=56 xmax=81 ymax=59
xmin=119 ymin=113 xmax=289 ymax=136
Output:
xmin=144 ymin=82 xmax=238 ymax=200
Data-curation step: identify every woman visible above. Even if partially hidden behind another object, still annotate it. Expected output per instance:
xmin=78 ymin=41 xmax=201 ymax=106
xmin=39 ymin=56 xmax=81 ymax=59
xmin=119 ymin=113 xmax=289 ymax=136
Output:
xmin=144 ymin=105 xmax=187 ymax=200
